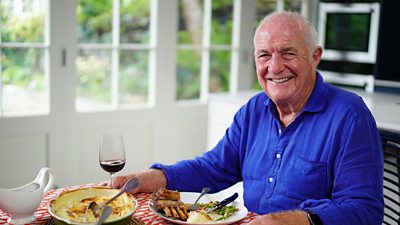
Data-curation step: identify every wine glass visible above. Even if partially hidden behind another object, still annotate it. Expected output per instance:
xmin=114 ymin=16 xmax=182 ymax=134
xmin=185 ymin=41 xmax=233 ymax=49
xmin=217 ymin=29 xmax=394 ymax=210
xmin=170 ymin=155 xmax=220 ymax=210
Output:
xmin=99 ymin=133 xmax=126 ymax=188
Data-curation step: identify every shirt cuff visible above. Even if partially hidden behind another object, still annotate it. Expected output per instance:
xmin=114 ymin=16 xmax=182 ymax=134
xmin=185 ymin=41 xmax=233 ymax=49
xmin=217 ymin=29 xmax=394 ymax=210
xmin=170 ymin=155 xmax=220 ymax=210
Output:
xmin=299 ymin=199 xmax=343 ymax=225
xmin=149 ymin=162 xmax=177 ymax=190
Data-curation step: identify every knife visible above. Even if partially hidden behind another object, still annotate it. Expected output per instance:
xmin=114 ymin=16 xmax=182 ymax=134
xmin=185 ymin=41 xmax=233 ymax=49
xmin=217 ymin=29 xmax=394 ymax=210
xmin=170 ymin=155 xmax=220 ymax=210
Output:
xmin=95 ymin=205 xmax=113 ymax=225
xmin=205 ymin=192 xmax=239 ymax=213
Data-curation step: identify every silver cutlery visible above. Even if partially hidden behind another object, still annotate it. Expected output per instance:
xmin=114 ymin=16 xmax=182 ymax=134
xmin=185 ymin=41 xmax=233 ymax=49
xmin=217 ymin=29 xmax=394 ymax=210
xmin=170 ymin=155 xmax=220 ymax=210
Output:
xmin=205 ymin=192 xmax=238 ymax=213
xmin=94 ymin=205 xmax=113 ymax=225
xmin=188 ymin=187 xmax=211 ymax=211
xmin=86 ymin=177 xmax=139 ymax=219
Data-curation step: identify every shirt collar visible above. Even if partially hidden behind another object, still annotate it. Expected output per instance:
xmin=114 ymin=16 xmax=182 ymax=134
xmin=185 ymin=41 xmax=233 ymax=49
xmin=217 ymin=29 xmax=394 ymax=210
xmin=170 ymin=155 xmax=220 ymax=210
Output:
xmin=303 ymin=72 xmax=326 ymax=113
xmin=263 ymin=71 xmax=327 ymax=113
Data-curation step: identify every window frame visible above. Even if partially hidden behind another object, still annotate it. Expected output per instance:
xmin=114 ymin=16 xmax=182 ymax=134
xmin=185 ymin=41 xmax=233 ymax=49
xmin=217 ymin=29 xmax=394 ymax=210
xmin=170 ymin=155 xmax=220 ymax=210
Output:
xmin=75 ymin=0 xmax=153 ymax=112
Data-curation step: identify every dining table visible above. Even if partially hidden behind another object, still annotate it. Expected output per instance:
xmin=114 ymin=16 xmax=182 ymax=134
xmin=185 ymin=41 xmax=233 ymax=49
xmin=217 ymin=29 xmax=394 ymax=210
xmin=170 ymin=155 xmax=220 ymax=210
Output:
xmin=0 ymin=183 xmax=257 ymax=225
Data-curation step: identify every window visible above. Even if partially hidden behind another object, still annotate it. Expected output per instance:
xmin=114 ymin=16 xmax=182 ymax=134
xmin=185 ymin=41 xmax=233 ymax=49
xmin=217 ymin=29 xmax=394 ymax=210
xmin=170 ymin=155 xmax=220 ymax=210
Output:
xmin=76 ymin=0 xmax=151 ymax=112
xmin=176 ymin=0 xmax=233 ymax=101
xmin=0 ymin=0 xmax=49 ymax=117
xmin=1 ymin=0 xmax=314 ymax=115
xmin=209 ymin=1 xmax=233 ymax=94
xmin=176 ymin=0 xmax=204 ymax=100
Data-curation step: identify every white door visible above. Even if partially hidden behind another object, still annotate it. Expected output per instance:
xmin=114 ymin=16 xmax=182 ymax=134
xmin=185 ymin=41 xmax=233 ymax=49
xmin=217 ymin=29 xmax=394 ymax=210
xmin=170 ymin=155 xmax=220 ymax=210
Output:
xmin=0 ymin=0 xmax=64 ymax=188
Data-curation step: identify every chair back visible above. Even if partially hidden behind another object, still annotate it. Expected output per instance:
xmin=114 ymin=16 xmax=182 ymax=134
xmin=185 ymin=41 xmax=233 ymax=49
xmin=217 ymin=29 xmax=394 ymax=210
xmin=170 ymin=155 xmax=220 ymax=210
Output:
xmin=380 ymin=129 xmax=400 ymax=225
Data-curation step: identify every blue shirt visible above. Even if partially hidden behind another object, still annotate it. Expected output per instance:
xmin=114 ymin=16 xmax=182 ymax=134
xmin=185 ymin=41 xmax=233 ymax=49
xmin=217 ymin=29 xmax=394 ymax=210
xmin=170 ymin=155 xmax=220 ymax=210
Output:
xmin=151 ymin=73 xmax=384 ymax=225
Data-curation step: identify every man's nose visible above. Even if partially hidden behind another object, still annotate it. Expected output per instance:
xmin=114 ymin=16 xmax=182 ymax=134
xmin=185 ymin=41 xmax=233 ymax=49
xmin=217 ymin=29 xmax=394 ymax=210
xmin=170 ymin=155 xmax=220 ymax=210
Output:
xmin=268 ymin=54 xmax=284 ymax=74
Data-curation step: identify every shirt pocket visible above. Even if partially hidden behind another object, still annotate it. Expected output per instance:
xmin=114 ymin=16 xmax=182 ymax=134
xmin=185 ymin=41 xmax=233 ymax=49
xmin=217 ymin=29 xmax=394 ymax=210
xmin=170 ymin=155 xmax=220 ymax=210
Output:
xmin=281 ymin=155 xmax=328 ymax=199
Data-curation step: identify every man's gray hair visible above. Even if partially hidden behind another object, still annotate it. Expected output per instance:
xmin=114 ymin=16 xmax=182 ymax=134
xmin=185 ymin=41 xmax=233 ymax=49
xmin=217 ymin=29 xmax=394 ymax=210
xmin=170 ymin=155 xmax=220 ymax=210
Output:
xmin=254 ymin=11 xmax=318 ymax=49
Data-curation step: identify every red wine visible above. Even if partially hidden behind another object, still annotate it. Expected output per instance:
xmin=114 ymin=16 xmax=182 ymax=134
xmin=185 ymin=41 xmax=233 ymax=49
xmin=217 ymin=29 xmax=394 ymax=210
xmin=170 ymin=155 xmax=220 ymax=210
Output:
xmin=100 ymin=159 xmax=125 ymax=173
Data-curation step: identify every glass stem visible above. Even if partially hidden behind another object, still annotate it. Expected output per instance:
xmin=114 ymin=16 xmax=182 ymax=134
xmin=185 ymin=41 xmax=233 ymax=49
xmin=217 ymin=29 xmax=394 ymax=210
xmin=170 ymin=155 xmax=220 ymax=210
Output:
xmin=110 ymin=173 xmax=115 ymax=188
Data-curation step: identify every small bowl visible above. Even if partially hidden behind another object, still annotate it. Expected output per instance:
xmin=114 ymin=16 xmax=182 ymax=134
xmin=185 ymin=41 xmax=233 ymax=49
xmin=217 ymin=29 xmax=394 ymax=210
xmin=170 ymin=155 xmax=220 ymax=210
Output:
xmin=48 ymin=187 xmax=137 ymax=225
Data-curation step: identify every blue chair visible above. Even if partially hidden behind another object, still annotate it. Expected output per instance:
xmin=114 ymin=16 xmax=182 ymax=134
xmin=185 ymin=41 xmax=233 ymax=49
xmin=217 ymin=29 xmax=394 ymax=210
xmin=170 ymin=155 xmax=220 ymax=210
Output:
xmin=380 ymin=129 xmax=400 ymax=225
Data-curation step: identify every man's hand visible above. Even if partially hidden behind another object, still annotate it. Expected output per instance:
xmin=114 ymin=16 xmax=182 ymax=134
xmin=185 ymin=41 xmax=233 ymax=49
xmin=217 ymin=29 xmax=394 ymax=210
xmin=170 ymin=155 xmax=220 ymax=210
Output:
xmin=106 ymin=169 xmax=167 ymax=194
xmin=248 ymin=210 xmax=310 ymax=225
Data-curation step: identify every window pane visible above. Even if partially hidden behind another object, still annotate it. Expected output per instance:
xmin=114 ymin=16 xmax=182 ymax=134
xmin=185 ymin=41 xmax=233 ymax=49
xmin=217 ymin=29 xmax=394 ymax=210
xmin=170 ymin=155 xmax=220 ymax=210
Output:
xmin=76 ymin=49 xmax=112 ymax=111
xmin=211 ymin=0 xmax=233 ymax=45
xmin=209 ymin=50 xmax=230 ymax=93
xmin=77 ymin=0 xmax=112 ymax=43
xmin=178 ymin=0 xmax=204 ymax=45
xmin=256 ymin=0 xmax=276 ymax=26
xmin=253 ymin=0 xmax=276 ymax=91
xmin=1 ymin=48 xmax=48 ymax=116
xmin=119 ymin=50 xmax=149 ymax=104
xmin=325 ymin=13 xmax=370 ymax=52
xmin=284 ymin=0 xmax=301 ymax=12
xmin=120 ymin=0 xmax=150 ymax=44
xmin=176 ymin=49 xmax=201 ymax=100
xmin=0 ymin=0 xmax=48 ymax=117
xmin=0 ymin=0 xmax=46 ymax=43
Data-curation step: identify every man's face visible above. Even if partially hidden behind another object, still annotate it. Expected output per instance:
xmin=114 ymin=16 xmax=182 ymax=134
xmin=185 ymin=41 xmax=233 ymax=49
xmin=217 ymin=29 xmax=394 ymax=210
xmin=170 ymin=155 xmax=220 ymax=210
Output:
xmin=254 ymin=19 xmax=321 ymax=106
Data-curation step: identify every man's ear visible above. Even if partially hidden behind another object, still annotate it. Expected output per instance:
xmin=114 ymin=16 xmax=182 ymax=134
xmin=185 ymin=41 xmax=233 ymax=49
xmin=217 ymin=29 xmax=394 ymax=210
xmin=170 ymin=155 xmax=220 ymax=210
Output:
xmin=312 ymin=46 xmax=323 ymax=68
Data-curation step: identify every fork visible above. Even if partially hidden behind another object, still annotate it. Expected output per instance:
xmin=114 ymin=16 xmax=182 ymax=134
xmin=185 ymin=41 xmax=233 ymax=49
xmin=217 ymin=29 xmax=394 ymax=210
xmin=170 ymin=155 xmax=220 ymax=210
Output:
xmin=188 ymin=187 xmax=211 ymax=211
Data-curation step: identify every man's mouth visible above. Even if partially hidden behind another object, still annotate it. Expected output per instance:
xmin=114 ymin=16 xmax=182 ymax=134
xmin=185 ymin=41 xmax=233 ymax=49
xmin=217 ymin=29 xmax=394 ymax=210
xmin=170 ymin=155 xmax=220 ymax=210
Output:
xmin=265 ymin=77 xmax=292 ymax=83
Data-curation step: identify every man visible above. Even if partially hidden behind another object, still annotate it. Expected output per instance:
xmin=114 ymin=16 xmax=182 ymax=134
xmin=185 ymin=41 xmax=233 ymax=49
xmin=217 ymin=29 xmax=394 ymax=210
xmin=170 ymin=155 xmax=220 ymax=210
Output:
xmin=111 ymin=12 xmax=384 ymax=225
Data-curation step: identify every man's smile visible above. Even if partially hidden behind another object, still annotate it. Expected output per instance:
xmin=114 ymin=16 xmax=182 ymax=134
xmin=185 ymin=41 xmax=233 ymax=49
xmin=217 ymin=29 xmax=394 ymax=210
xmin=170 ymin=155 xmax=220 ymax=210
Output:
xmin=265 ymin=76 xmax=293 ymax=83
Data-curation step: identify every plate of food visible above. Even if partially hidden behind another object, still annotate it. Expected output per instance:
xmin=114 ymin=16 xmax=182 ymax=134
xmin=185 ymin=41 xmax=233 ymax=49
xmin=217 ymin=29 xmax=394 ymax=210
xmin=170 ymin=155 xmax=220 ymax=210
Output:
xmin=48 ymin=187 xmax=138 ymax=225
xmin=148 ymin=188 xmax=248 ymax=225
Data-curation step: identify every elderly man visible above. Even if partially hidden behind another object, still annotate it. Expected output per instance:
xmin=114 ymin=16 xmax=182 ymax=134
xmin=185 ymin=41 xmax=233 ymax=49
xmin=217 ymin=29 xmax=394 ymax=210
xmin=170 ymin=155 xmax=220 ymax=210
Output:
xmin=111 ymin=11 xmax=384 ymax=225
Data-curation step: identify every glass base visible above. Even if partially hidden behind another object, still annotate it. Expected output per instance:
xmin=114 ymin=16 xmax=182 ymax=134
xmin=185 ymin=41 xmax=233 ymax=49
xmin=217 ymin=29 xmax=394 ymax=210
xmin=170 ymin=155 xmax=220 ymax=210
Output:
xmin=8 ymin=215 xmax=36 ymax=225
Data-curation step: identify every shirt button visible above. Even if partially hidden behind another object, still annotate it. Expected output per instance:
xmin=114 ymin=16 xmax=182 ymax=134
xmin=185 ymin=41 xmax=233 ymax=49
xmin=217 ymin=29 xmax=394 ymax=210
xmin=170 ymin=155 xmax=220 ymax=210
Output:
xmin=276 ymin=153 xmax=281 ymax=159
xmin=268 ymin=177 xmax=274 ymax=183
xmin=279 ymin=129 xmax=282 ymax=134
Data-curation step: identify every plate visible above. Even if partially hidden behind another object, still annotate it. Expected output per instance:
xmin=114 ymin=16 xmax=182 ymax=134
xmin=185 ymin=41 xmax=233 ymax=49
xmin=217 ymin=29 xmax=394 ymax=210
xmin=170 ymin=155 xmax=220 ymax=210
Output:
xmin=149 ymin=192 xmax=248 ymax=225
xmin=48 ymin=187 xmax=138 ymax=225
xmin=44 ymin=217 xmax=145 ymax=225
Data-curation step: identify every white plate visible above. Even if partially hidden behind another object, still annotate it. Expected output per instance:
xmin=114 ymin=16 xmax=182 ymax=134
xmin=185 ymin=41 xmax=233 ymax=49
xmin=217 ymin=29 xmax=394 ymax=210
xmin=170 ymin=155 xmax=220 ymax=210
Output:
xmin=149 ymin=191 xmax=248 ymax=225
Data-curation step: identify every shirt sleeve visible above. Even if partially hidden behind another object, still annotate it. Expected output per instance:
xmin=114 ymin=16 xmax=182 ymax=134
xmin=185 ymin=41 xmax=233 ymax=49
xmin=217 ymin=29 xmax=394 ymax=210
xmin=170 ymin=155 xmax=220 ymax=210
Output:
xmin=299 ymin=111 xmax=384 ymax=225
xmin=150 ymin=105 xmax=246 ymax=192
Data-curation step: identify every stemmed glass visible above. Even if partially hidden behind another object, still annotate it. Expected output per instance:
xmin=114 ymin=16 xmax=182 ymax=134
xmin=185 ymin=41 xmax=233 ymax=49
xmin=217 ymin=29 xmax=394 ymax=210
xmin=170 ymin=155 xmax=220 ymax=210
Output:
xmin=99 ymin=133 xmax=126 ymax=188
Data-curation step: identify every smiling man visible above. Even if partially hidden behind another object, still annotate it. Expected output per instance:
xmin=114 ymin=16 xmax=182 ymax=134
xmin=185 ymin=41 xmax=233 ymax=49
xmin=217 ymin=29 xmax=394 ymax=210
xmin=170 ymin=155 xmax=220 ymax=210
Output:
xmin=253 ymin=12 xmax=322 ymax=128
xmin=111 ymin=12 xmax=384 ymax=225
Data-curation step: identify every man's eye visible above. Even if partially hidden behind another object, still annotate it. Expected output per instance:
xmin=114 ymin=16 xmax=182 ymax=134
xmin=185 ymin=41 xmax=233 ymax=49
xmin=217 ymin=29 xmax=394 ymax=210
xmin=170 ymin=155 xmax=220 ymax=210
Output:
xmin=282 ymin=52 xmax=296 ymax=60
xmin=257 ymin=54 xmax=271 ymax=61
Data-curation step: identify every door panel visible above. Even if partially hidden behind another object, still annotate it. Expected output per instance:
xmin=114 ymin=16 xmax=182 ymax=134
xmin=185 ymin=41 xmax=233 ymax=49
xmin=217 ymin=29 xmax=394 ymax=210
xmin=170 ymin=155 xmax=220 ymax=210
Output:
xmin=0 ymin=133 xmax=47 ymax=188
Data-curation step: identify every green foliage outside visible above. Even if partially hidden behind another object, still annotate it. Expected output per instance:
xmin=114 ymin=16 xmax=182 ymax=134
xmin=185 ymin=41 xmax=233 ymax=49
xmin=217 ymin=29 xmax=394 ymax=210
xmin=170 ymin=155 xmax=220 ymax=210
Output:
xmin=211 ymin=0 xmax=233 ymax=45
xmin=209 ymin=1 xmax=232 ymax=93
xmin=1 ymin=48 xmax=45 ymax=92
xmin=76 ymin=0 xmax=150 ymax=104
xmin=176 ymin=0 xmax=233 ymax=100
xmin=209 ymin=50 xmax=230 ymax=93
xmin=120 ymin=0 xmax=150 ymax=44
xmin=0 ymin=3 xmax=45 ymax=92
xmin=176 ymin=50 xmax=202 ymax=100
xmin=76 ymin=50 xmax=112 ymax=103
xmin=1 ymin=0 xmax=238 ymax=103
xmin=119 ymin=50 xmax=149 ymax=104
xmin=77 ymin=0 xmax=112 ymax=43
